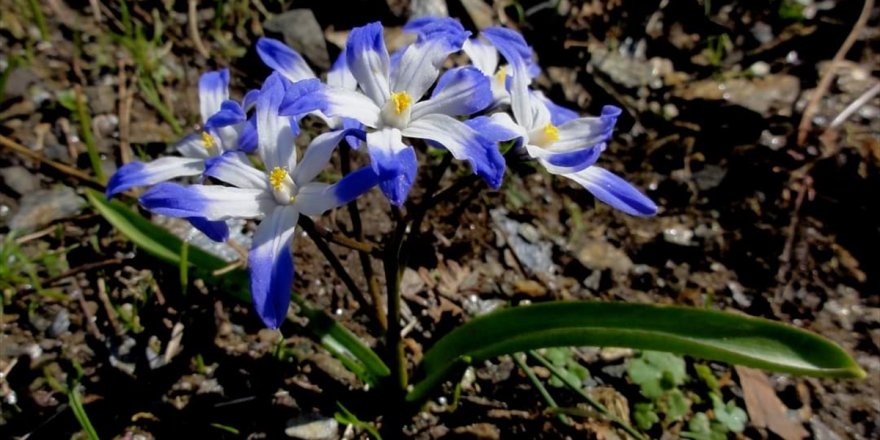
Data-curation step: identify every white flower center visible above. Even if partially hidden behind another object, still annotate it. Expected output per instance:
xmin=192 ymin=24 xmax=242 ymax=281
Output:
xmin=268 ymin=167 xmax=296 ymax=205
xmin=380 ymin=91 xmax=413 ymax=129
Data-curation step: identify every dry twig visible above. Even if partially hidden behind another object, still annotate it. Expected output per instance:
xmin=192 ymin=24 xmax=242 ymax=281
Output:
xmin=796 ymin=0 xmax=874 ymax=145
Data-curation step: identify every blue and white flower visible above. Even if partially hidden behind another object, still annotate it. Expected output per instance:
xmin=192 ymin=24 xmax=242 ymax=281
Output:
xmin=280 ymin=20 xmax=505 ymax=206
xmin=105 ymin=69 xmax=252 ymax=240
xmin=257 ymin=36 xmax=363 ymax=148
xmin=139 ymin=73 xmax=378 ymax=328
xmin=467 ymin=27 xmax=657 ymax=216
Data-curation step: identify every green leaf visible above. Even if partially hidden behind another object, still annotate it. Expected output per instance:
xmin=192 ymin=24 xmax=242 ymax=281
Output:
xmin=694 ymin=363 xmax=720 ymax=391
xmin=628 ymin=351 xmax=687 ymax=398
xmin=665 ymin=389 xmax=690 ymax=421
xmin=407 ymin=301 xmax=865 ymax=402
xmin=335 ymin=402 xmax=383 ymax=440
xmin=682 ymin=412 xmax=726 ymax=440
xmin=633 ymin=402 xmax=659 ymax=430
xmin=710 ymin=392 xmax=747 ymax=433
xmin=86 ymin=189 xmax=389 ymax=383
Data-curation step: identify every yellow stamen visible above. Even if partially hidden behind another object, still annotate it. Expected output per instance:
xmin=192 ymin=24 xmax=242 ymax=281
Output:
xmin=201 ymin=131 xmax=216 ymax=149
xmin=389 ymin=91 xmax=412 ymax=115
xmin=543 ymin=123 xmax=560 ymax=143
xmin=269 ymin=167 xmax=288 ymax=190
xmin=494 ymin=66 xmax=508 ymax=85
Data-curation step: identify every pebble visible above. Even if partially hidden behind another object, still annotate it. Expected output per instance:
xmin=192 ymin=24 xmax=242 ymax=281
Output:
xmin=576 ymin=238 xmax=634 ymax=274
xmin=663 ymin=226 xmax=696 ymax=246
xmin=0 ymin=166 xmax=40 ymax=195
xmin=285 ymin=415 xmax=339 ymax=440
xmin=8 ymin=186 xmax=85 ymax=232
xmin=491 ymin=209 xmax=555 ymax=276
xmin=264 ymin=9 xmax=330 ymax=70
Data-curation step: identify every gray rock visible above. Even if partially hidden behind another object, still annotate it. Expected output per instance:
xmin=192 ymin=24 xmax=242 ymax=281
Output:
xmin=409 ymin=0 xmax=448 ymax=18
xmin=692 ymin=164 xmax=726 ymax=191
xmin=285 ymin=415 xmax=338 ymax=440
xmin=0 ymin=166 xmax=40 ymax=195
xmin=2 ymin=67 xmax=37 ymax=100
xmin=491 ymin=209 xmax=555 ymax=276
xmin=48 ymin=308 xmax=70 ymax=337
xmin=9 ymin=186 xmax=85 ymax=232
xmin=264 ymin=9 xmax=330 ymax=70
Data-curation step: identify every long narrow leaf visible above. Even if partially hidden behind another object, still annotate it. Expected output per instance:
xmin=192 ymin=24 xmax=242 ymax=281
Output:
xmin=408 ymin=302 xmax=864 ymax=402
xmin=86 ymin=189 xmax=389 ymax=382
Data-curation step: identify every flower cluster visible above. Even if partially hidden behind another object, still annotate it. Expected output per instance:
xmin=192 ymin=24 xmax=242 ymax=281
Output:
xmin=106 ymin=17 xmax=657 ymax=329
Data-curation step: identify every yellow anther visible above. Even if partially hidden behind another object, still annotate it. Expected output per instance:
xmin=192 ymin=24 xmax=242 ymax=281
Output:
xmin=269 ymin=167 xmax=288 ymax=190
xmin=494 ymin=66 xmax=508 ymax=85
xmin=390 ymin=91 xmax=412 ymax=115
xmin=201 ymin=131 xmax=216 ymax=149
xmin=542 ymin=123 xmax=560 ymax=143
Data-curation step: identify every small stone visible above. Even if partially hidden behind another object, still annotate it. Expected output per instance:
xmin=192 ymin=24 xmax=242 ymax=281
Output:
xmin=512 ymin=279 xmax=547 ymax=297
xmin=453 ymin=423 xmax=500 ymax=440
xmin=2 ymin=67 xmax=37 ymax=100
xmin=576 ymin=238 xmax=633 ymax=274
xmin=599 ymin=347 xmax=633 ymax=362
xmin=749 ymin=61 xmax=771 ymax=77
xmin=48 ymin=308 xmax=70 ymax=337
xmin=285 ymin=415 xmax=338 ymax=440
xmin=0 ymin=166 xmax=40 ymax=195
xmin=409 ymin=0 xmax=448 ymax=17
xmin=663 ymin=226 xmax=695 ymax=246
xmin=9 ymin=186 xmax=85 ymax=232
xmin=264 ymin=9 xmax=330 ymax=70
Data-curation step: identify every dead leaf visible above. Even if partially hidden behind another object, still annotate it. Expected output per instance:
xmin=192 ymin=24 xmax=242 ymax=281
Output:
xmin=736 ymin=366 xmax=808 ymax=440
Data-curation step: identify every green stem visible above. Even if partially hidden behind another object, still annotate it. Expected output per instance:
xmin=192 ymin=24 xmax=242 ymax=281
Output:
xmin=26 ymin=0 xmax=49 ymax=41
xmin=528 ymin=350 xmax=646 ymax=440
xmin=75 ymin=87 xmax=107 ymax=184
xmin=384 ymin=207 xmax=407 ymax=392
xmin=513 ymin=353 xmax=571 ymax=426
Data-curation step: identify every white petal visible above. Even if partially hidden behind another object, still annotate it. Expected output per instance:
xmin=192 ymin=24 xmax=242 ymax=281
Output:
xmin=403 ymin=114 xmax=505 ymax=188
xmin=411 ymin=67 xmax=492 ymax=120
xmin=564 ymin=166 xmax=657 ymax=216
xmin=293 ymin=129 xmax=360 ymax=186
xmin=204 ymin=152 xmax=269 ymax=190
xmin=295 ymin=167 xmax=378 ymax=215
xmin=106 ymin=157 xmax=204 ymax=197
xmin=346 ymin=22 xmax=391 ymax=106
xmin=199 ymin=69 xmax=230 ymax=124
xmin=462 ymin=38 xmax=499 ymax=76
xmin=390 ymin=37 xmax=459 ymax=101
xmin=256 ymin=73 xmax=297 ymax=171
xmin=175 ymin=133 xmax=213 ymax=159
xmin=327 ymin=49 xmax=358 ymax=91
xmin=140 ymin=183 xmax=274 ymax=221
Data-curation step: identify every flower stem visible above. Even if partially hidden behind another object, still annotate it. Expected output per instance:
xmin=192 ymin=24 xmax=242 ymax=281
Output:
xmin=385 ymin=207 xmax=408 ymax=392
